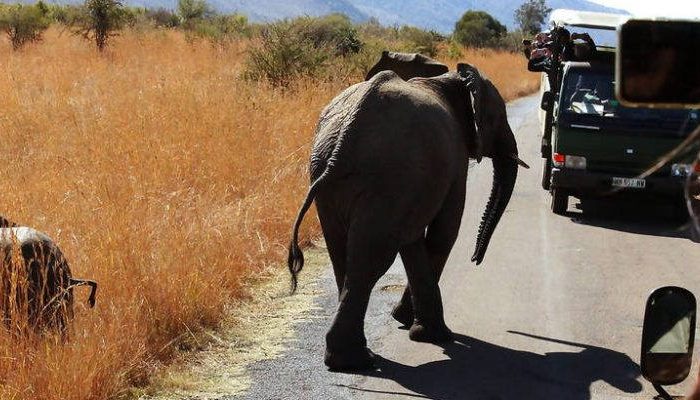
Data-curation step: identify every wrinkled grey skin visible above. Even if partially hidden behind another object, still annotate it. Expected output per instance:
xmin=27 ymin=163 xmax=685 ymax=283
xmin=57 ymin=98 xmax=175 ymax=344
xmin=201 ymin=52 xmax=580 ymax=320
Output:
xmin=365 ymin=51 xmax=449 ymax=81
xmin=288 ymin=57 xmax=526 ymax=371
xmin=0 ymin=226 xmax=97 ymax=334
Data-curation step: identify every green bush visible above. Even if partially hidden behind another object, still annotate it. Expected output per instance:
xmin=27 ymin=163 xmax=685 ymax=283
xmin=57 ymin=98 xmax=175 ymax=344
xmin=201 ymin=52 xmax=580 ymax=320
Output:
xmin=453 ymin=10 xmax=507 ymax=48
xmin=146 ymin=7 xmax=180 ymax=28
xmin=0 ymin=2 xmax=51 ymax=50
xmin=193 ymin=13 xmax=249 ymax=44
xmin=290 ymin=14 xmax=362 ymax=56
xmin=243 ymin=21 xmax=330 ymax=87
xmin=72 ymin=0 xmax=128 ymax=51
xmin=243 ymin=15 xmax=364 ymax=87
xmin=397 ymin=26 xmax=443 ymax=57
xmin=47 ymin=4 xmax=84 ymax=26
xmin=177 ymin=0 xmax=212 ymax=28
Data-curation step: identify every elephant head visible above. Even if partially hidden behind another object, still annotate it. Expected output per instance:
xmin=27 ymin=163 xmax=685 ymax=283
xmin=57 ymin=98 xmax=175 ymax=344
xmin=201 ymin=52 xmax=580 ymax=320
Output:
xmin=365 ymin=51 xmax=449 ymax=81
xmin=365 ymin=53 xmax=528 ymax=265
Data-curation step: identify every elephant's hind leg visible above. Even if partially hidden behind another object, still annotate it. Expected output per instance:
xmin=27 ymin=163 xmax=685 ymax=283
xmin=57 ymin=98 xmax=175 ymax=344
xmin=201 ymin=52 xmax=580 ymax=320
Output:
xmin=316 ymin=201 xmax=347 ymax=298
xmin=324 ymin=212 xmax=398 ymax=371
xmin=392 ymin=180 xmax=466 ymax=327
xmin=399 ymin=238 xmax=453 ymax=344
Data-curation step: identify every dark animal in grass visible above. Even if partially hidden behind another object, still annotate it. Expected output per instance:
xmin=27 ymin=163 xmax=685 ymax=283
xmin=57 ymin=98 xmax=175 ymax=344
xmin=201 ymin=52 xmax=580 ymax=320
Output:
xmin=288 ymin=53 xmax=529 ymax=371
xmin=0 ymin=227 xmax=97 ymax=333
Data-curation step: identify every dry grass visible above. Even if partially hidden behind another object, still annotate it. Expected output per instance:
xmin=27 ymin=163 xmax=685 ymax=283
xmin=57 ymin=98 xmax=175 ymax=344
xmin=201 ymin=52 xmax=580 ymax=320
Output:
xmin=0 ymin=28 xmax=538 ymax=399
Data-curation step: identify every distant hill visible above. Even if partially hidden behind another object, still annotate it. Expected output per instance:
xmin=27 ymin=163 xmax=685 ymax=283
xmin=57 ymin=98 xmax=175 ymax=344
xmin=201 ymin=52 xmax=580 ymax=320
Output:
xmin=349 ymin=0 xmax=624 ymax=32
xmin=217 ymin=0 xmax=628 ymax=33
xmin=30 ymin=0 xmax=628 ymax=33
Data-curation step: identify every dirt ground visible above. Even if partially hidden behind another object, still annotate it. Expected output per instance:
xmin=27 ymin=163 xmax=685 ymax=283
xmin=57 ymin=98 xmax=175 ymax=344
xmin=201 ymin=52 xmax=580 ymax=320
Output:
xmin=139 ymin=245 xmax=329 ymax=400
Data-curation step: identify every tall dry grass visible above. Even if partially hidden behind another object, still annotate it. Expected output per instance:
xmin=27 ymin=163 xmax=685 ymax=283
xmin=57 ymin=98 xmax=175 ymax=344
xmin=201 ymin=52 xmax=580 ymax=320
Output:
xmin=0 ymin=28 xmax=538 ymax=399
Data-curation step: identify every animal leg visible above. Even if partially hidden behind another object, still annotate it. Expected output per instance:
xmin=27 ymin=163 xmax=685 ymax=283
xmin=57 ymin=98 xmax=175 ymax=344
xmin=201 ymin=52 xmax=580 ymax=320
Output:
xmin=324 ymin=213 xmax=398 ymax=371
xmin=399 ymin=238 xmax=453 ymax=343
xmin=392 ymin=180 xmax=466 ymax=327
xmin=316 ymin=201 xmax=347 ymax=298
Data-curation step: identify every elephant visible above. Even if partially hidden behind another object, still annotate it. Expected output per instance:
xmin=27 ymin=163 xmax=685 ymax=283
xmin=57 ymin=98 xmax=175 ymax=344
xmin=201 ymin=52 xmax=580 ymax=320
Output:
xmin=288 ymin=55 xmax=529 ymax=371
xmin=365 ymin=51 xmax=449 ymax=81
xmin=0 ymin=226 xmax=97 ymax=334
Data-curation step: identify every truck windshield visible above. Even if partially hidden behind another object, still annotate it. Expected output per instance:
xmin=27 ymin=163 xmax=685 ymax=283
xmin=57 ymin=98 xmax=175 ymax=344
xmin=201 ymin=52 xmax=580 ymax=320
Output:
xmin=561 ymin=69 xmax=698 ymax=122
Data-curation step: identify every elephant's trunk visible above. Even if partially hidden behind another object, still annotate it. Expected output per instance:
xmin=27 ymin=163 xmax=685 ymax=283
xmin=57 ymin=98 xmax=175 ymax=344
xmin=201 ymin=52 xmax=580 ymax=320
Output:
xmin=471 ymin=149 xmax=518 ymax=265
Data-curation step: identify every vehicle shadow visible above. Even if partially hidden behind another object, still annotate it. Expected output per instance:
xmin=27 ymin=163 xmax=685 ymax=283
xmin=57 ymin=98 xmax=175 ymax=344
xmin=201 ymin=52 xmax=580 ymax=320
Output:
xmin=346 ymin=331 xmax=642 ymax=400
xmin=567 ymin=196 xmax=696 ymax=240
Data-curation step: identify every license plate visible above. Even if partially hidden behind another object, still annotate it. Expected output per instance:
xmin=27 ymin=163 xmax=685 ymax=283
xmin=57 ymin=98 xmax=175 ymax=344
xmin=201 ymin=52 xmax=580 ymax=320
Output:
xmin=612 ymin=177 xmax=646 ymax=189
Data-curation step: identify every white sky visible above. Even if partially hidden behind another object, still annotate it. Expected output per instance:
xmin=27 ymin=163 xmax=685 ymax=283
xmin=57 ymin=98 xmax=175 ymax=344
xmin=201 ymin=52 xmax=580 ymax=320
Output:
xmin=587 ymin=0 xmax=700 ymax=19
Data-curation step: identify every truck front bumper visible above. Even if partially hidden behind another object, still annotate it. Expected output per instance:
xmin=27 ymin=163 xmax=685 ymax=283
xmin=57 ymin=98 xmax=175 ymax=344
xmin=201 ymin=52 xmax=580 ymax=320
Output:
xmin=550 ymin=168 xmax=686 ymax=198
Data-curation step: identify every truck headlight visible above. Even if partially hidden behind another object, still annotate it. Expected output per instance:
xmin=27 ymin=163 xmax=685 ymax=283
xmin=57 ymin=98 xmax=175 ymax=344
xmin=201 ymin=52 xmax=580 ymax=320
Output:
xmin=565 ymin=155 xmax=587 ymax=170
xmin=672 ymin=163 xmax=692 ymax=177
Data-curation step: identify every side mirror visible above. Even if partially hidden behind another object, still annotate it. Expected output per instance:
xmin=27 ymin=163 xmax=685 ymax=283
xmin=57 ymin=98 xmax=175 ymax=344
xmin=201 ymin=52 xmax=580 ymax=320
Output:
xmin=641 ymin=286 xmax=696 ymax=397
xmin=616 ymin=19 xmax=700 ymax=108
xmin=541 ymin=91 xmax=553 ymax=111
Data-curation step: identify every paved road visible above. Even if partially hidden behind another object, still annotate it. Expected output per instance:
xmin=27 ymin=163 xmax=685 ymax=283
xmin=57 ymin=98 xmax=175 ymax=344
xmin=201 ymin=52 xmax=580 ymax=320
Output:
xmin=238 ymin=94 xmax=700 ymax=400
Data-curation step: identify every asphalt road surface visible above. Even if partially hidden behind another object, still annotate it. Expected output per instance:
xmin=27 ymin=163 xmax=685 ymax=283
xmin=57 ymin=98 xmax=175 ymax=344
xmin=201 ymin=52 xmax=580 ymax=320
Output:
xmin=237 ymin=94 xmax=700 ymax=400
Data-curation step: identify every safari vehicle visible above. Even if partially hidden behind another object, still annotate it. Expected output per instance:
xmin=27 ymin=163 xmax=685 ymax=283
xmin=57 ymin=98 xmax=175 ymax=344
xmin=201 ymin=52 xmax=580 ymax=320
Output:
xmin=538 ymin=10 xmax=700 ymax=215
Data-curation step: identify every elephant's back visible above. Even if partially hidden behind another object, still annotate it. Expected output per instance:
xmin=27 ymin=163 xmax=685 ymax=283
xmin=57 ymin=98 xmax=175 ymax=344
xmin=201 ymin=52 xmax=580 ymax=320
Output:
xmin=311 ymin=71 xmax=462 ymax=191
xmin=349 ymin=76 xmax=460 ymax=173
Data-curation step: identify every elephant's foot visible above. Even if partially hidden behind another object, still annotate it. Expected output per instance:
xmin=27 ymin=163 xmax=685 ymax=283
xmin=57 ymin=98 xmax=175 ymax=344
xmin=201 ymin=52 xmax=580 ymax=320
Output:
xmin=324 ymin=346 xmax=376 ymax=372
xmin=391 ymin=302 xmax=414 ymax=327
xmin=408 ymin=322 xmax=453 ymax=344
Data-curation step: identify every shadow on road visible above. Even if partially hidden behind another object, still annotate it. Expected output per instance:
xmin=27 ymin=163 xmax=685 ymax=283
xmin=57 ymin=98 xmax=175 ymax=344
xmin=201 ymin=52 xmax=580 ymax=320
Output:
xmin=345 ymin=331 xmax=642 ymax=400
xmin=567 ymin=196 xmax=696 ymax=240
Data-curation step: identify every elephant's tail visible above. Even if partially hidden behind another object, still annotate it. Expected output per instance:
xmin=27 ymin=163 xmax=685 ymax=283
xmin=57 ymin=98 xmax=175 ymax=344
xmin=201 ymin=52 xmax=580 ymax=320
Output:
xmin=68 ymin=278 xmax=98 ymax=308
xmin=288 ymin=174 xmax=326 ymax=294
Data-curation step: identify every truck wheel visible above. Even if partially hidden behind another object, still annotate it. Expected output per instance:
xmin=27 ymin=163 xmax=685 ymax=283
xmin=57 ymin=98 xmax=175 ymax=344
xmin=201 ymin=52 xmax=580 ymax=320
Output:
xmin=541 ymin=158 xmax=552 ymax=190
xmin=551 ymin=189 xmax=568 ymax=215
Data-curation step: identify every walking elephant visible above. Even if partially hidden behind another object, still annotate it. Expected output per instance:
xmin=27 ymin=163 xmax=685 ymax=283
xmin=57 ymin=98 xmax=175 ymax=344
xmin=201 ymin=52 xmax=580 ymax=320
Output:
xmin=288 ymin=57 xmax=529 ymax=371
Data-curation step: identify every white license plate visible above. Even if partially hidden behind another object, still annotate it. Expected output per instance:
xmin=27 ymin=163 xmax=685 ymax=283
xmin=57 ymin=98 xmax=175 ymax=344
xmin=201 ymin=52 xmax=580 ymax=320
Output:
xmin=612 ymin=177 xmax=646 ymax=189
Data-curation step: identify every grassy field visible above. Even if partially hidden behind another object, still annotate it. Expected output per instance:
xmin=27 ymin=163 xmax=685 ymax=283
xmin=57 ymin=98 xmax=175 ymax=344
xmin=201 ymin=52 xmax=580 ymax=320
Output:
xmin=0 ymin=28 xmax=538 ymax=399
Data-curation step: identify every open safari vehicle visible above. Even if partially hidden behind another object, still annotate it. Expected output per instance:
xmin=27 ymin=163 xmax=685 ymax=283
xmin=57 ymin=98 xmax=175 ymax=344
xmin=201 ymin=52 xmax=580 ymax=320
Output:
xmin=532 ymin=9 xmax=700 ymax=215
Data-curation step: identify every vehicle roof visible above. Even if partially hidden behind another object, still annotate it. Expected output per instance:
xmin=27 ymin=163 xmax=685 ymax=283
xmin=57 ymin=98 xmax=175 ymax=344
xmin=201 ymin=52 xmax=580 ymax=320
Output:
xmin=550 ymin=9 xmax=630 ymax=30
xmin=563 ymin=61 xmax=614 ymax=74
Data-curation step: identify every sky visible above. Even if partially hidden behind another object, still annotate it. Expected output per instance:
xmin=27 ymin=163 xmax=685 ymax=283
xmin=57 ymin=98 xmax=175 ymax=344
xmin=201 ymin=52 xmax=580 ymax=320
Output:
xmin=587 ymin=0 xmax=700 ymax=19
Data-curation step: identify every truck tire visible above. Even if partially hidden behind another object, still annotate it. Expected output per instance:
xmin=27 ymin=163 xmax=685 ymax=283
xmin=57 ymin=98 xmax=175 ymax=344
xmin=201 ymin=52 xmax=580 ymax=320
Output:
xmin=551 ymin=189 xmax=568 ymax=215
xmin=541 ymin=158 xmax=552 ymax=190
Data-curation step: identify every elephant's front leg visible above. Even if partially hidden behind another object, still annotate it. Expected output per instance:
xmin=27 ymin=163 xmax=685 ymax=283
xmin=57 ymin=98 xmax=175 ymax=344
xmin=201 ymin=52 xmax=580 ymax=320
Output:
xmin=399 ymin=238 xmax=452 ymax=343
xmin=392 ymin=180 xmax=466 ymax=327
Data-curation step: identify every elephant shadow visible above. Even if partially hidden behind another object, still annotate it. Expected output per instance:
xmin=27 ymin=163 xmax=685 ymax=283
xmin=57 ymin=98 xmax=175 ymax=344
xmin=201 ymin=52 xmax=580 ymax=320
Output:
xmin=352 ymin=331 xmax=643 ymax=400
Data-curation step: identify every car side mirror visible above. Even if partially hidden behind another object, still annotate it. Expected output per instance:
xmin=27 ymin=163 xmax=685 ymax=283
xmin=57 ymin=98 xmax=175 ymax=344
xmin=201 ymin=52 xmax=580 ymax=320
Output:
xmin=541 ymin=91 xmax=553 ymax=111
xmin=641 ymin=286 xmax=696 ymax=398
xmin=616 ymin=19 xmax=700 ymax=108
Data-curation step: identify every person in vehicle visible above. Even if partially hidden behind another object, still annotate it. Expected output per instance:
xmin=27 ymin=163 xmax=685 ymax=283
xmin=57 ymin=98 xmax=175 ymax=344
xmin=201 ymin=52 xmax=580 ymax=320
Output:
xmin=523 ymin=29 xmax=597 ymax=73
xmin=564 ymin=32 xmax=596 ymax=61
xmin=581 ymin=79 xmax=614 ymax=112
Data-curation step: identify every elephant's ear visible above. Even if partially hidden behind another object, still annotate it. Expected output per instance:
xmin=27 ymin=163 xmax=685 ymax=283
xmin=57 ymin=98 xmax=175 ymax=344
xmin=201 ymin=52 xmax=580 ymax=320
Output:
xmin=365 ymin=51 xmax=448 ymax=81
xmin=457 ymin=63 xmax=484 ymax=162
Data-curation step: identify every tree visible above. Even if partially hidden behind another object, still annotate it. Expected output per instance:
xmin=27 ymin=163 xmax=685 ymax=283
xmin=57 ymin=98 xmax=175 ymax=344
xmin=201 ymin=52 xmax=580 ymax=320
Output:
xmin=453 ymin=10 xmax=506 ymax=48
xmin=0 ymin=2 xmax=50 ymax=50
xmin=74 ymin=0 xmax=128 ymax=51
xmin=515 ymin=0 xmax=552 ymax=35
xmin=177 ymin=0 xmax=211 ymax=28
